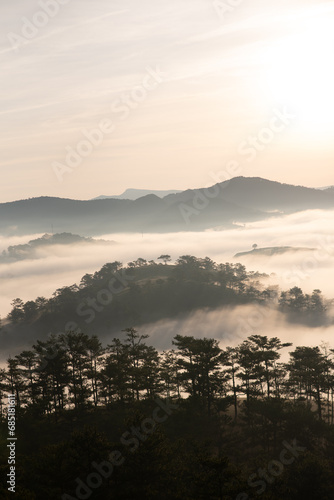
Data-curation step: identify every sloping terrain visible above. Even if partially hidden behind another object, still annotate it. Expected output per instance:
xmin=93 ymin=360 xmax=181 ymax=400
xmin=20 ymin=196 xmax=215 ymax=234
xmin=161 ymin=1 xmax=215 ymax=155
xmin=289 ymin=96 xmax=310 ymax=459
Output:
xmin=1 ymin=177 xmax=334 ymax=236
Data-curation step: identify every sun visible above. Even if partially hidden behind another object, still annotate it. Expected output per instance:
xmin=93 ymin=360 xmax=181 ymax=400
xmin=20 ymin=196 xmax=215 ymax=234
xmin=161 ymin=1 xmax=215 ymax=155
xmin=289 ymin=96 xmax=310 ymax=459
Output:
xmin=264 ymin=19 xmax=334 ymax=137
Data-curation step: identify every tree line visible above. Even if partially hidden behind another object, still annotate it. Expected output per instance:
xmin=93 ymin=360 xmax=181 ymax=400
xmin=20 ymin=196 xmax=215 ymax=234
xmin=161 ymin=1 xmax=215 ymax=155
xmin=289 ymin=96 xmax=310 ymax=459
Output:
xmin=1 ymin=329 xmax=334 ymax=424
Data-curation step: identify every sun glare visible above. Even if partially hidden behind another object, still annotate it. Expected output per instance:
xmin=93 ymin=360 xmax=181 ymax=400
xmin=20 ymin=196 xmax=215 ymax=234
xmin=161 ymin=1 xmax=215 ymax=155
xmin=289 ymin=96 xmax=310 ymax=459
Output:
xmin=265 ymin=19 xmax=334 ymax=136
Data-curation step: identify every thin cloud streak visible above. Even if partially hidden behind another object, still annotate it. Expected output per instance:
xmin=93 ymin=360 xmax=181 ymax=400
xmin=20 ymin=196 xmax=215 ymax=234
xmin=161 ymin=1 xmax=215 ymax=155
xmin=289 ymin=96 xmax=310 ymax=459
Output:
xmin=0 ymin=9 xmax=129 ymax=56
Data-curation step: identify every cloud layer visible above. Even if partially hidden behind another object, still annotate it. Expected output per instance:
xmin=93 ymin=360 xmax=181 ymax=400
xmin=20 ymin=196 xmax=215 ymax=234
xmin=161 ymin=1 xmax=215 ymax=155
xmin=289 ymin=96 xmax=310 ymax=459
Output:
xmin=1 ymin=208 xmax=334 ymax=323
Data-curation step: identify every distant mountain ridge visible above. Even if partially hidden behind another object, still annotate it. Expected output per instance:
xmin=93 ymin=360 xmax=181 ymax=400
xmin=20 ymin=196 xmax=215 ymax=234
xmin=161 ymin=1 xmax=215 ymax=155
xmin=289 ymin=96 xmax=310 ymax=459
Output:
xmin=93 ymin=188 xmax=182 ymax=200
xmin=1 ymin=177 xmax=334 ymax=236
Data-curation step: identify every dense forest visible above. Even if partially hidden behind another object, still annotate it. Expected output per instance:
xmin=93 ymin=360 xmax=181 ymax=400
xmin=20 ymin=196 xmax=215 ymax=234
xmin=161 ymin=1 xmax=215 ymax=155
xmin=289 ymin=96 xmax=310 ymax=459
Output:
xmin=2 ymin=255 xmax=331 ymax=339
xmin=1 ymin=328 xmax=334 ymax=499
xmin=1 ymin=256 xmax=334 ymax=499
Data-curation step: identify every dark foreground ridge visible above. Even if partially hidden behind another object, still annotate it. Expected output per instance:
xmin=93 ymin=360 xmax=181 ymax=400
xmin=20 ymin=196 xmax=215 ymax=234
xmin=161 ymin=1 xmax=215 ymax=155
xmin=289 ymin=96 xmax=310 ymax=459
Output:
xmin=1 ymin=328 xmax=334 ymax=499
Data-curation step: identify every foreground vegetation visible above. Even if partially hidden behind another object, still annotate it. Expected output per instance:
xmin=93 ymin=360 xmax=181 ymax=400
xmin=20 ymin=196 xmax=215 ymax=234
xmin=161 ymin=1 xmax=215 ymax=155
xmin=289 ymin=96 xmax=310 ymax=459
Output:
xmin=1 ymin=256 xmax=333 ymax=498
xmin=1 ymin=328 xmax=334 ymax=499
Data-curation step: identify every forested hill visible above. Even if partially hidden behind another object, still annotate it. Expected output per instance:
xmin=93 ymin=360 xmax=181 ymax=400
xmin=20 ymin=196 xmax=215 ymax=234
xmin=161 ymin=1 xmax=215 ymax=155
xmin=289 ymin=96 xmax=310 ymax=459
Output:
xmin=0 ymin=232 xmax=114 ymax=262
xmin=1 ymin=256 xmax=330 ymax=353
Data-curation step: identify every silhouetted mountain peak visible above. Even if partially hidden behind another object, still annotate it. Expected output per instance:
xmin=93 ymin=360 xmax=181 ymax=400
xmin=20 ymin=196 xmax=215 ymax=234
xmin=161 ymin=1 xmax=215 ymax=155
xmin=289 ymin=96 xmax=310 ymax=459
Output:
xmin=1 ymin=177 xmax=334 ymax=236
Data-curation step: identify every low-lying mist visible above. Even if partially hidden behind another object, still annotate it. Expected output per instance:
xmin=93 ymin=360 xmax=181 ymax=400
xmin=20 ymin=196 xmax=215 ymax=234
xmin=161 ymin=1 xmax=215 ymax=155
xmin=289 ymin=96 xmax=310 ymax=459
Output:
xmin=0 ymin=208 xmax=333 ymax=326
xmin=1 ymin=303 xmax=333 ymax=365
xmin=139 ymin=304 xmax=334 ymax=360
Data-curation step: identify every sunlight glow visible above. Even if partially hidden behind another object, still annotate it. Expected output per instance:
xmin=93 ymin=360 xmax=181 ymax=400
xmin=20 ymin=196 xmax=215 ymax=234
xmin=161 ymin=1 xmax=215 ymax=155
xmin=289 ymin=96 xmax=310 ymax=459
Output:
xmin=265 ymin=20 xmax=334 ymax=135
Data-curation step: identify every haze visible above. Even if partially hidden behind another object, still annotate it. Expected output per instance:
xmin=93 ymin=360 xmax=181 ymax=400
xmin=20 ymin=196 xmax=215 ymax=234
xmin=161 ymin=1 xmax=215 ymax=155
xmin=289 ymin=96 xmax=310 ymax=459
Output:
xmin=1 ymin=207 xmax=334 ymax=318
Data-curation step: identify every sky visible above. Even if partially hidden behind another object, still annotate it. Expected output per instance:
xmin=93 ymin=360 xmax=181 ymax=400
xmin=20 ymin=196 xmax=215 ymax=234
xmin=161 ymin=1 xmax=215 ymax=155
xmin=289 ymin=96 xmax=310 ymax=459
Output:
xmin=1 ymin=0 xmax=334 ymax=202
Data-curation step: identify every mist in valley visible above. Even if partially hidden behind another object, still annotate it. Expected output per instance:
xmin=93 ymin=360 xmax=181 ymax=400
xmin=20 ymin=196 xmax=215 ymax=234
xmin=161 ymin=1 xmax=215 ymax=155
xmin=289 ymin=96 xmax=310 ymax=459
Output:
xmin=1 ymin=208 xmax=334 ymax=361
xmin=140 ymin=304 xmax=334 ymax=359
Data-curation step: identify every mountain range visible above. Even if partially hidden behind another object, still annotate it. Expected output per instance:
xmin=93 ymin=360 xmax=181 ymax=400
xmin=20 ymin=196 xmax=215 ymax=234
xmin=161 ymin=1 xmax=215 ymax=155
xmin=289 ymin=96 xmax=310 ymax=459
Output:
xmin=1 ymin=177 xmax=334 ymax=236
xmin=93 ymin=188 xmax=181 ymax=200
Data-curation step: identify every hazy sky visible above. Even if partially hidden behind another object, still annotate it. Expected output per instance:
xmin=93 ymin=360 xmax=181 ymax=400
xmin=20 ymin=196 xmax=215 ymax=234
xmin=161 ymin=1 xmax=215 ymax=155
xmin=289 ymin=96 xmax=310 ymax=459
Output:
xmin=1 ymin=0 xmax=334 ymax=202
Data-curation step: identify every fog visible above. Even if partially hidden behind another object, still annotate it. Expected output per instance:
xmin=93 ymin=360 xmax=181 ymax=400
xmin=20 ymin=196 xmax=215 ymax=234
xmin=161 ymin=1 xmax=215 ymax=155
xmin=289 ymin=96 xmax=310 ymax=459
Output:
xmin=139 ymin=304 xmax=334 ymax=361
xmin=0 ymin=209 xmax=333 ymax=355
xmin=1 ymin=303 xmax=333 ymax=366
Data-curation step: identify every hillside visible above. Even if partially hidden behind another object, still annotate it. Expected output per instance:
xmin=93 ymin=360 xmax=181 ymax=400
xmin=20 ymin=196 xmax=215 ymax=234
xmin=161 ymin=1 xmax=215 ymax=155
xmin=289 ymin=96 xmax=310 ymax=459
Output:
xmin=234 ymin=246 xmax=315 ymax=258
xmin=0 ymin=232 xmax=114 ymax=262
xmin=1 ymin=177 xmax=334 ymax=236
xmin=1 ymin=256 xmax=329 ymax=359
xmin=208 ymin=177 xmax=334 ymax=212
